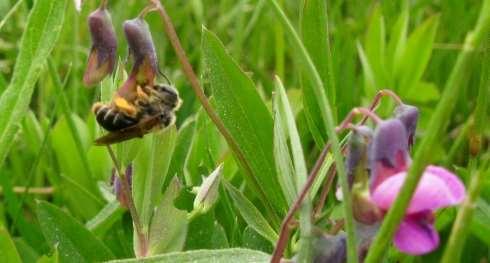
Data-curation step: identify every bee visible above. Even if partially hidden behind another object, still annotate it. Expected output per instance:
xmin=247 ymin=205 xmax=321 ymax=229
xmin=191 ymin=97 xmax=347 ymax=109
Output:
xmin=93 ymin=83 xmax=181 ymax=145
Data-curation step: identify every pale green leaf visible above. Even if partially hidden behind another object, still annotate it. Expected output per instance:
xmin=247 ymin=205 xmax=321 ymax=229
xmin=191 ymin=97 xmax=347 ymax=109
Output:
xmin=0 ymin=0 xmax=66 ymax=167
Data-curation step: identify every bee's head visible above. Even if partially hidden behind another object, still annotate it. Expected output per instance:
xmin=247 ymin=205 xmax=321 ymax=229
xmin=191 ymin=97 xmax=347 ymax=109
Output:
xmin=154 ymin=84 xmax=182 ymax=110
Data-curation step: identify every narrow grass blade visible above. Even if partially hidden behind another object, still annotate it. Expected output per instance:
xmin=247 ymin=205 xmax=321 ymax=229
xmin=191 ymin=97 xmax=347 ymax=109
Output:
xmin=0 ymin=0 xmax=66 ymax=167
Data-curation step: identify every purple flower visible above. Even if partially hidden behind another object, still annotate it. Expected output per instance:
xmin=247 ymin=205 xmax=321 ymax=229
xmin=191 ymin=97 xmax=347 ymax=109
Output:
xmin=371 ymin=165 xmax=465 ymax=255
xmin=368 ymin=118 xmax=466 ymax=255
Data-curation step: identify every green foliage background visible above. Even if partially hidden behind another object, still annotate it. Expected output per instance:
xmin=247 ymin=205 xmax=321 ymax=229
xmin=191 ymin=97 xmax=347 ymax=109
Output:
xmin=0 ymin=0 xmax=488 ymax=262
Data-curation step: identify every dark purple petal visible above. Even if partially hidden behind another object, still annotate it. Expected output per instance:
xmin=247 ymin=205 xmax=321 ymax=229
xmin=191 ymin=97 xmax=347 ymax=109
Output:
xmin=371 ymin=167 xmax=465 ymax=213
xmin=369 ymin=119 xmax=410 ymax=191
xmin=123 ymin=18 xmax=158 ymax=85
xmin=393 ymin=212 xmax=439 ymax=255
xmin=394 ymin=104 xmax=419 ymax=148
xmin=83 ymin=7 xmax=117 ymax=86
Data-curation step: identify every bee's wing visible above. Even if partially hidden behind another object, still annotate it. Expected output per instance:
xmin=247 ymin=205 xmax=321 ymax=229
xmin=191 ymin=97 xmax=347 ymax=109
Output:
xmin=94 ymin=115 xmax=162 ymax=145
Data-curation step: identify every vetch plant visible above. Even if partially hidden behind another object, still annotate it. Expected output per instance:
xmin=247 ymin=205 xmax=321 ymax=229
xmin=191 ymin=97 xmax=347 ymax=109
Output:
xmin=1 ymin=0 xmax=489 ymax=262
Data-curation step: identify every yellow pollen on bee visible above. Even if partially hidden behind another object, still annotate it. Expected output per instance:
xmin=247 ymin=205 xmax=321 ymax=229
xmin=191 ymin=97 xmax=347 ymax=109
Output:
xmin=114 ymin=97 xmax=137 ymax=117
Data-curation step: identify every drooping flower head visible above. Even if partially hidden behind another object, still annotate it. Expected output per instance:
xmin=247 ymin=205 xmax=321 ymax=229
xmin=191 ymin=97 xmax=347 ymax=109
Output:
xmin=83 ymin=6 xmax=117 ymax=86
xmin=115 ymin=17 xmax=159 ymax=102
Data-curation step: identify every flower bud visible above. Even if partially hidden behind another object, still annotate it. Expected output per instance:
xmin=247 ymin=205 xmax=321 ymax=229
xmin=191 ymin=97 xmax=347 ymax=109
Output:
xmin=352 ymin=189 xmax=382 ymax=224
xmin=192 ymin=164 xmax=223 ymax=214
xmin=112 ymin=165 xmax=133 ymax=209
xmin=83 ymin=7 xmax=117 ymax=86
xmin=394 ymin=104 xmax=419 ymax=148
xmin=346 ymin=126 xmax=373 ymax=188
xmin=370 ymin=119 xmax=410 ymax=191
xmin=123 ymin=17 xmax=158 ymax=86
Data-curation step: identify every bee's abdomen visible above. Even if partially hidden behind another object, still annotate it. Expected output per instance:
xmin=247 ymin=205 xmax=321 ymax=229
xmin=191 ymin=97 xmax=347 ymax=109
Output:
xmin=93 ymin=103 xmax=138 ymax=131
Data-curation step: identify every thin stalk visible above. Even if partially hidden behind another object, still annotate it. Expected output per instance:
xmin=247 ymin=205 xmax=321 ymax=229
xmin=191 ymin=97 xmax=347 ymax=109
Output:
xmin=0 ymin=0 xmax=23 ymax=31
xmin=148 ymin=0 xmax=280 ymax=226
xmin=266 ymin=1 xmax=357 ymax=262
xmin=441 ymin=162 xmax=489 ymax=263
xmin=106 ymin=145 xmax=147 ymax=256
xmin=441 ymin=33 xmax=489 ymax=262
xmin=364 ymin=1 xmax=490 ymax=261
xmin=313 ymin=164 xmax=336 ymax=220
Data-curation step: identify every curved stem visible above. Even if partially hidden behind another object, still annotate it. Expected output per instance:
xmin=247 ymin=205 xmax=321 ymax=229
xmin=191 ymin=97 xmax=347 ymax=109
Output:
xmin=100 ymin=0 xmax=108 ymax=9
xmin=336 ymin=107 xmax=382 ymax=133
xmin=149 ymin=0 xmax=280 ymax=226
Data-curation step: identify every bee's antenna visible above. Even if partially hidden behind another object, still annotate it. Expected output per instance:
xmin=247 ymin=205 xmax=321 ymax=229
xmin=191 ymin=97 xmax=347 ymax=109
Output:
xmin=158 ymin=67 xmax=172 ymax=85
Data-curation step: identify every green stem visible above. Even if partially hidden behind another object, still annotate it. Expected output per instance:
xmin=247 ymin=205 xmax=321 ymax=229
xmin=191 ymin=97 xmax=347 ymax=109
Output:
xmin=266 ymin=0 xmax=358 ymax=262
xmin=441 ymin=162 xmax=489 ymax=263
xmin=364 ymin=1 xmax=490 ymax=261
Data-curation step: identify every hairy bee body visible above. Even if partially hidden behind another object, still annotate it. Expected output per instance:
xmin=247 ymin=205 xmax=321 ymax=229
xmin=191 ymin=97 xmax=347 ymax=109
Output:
xmin=93 ymin=84 xmax=181 ymax=136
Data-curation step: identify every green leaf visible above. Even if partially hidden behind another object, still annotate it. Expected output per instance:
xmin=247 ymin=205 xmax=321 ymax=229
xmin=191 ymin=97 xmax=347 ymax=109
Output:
xmin=470 ymin=199 xmax=490 ymax=246
xmin=0 ymin=225 xmax=22 ymax=263
xmin=387 ymin=10 xmax=408 ymax=77
xmin=300 ymin=0 xmax=335 ymax=146
xmin=36 ymin=201 xmax=115 ymax=262
xmin=202 ymin=28 xmax=285 ymax=216
xmin=363 ymin=4 xmax=387 ymax=95
xmin=134 ymin=126 xmax=178 ymax=228
xmin=37 ymin=249 xmax=59 ymax=263
xmin=273 ymin=77 xmax=312 ymax=261
xmin=86 ymin=201 xmax=125 ymax=237
xmin=0 ymin=0 xmax=66 ymax=167
xmin=395 ymin=15 xmax=439 ymax=95
xmin=106 ymin=248 xmax=270 ymax=263
xmin=223 ymin=181 xmax=278 ymax=244
xmin=185 ymin=213 xmax=228 ymax=250
xmin=242 ymin=226 xmax=273 ymax=253
xmin=148 ymin=177 xmax=188 ymax=255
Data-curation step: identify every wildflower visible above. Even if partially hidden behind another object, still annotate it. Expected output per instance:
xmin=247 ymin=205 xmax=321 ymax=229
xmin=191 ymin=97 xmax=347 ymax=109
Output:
xmin=83 ymin=5 xmax=117 ymax=86
xmin=370 ymin=119 xmax=466 ymax=255
xmin=371 ymin=165 xmax=465 ymax=255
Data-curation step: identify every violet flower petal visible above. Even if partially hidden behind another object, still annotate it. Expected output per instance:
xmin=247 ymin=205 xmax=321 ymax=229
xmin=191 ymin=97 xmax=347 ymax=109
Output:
xmin=372 ymin=167 xmax=465 ymax=214
xmin=393 ymin=212 xmax=439 ymax=255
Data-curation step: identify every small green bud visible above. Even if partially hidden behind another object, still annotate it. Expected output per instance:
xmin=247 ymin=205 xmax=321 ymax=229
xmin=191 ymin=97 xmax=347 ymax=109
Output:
xmin=193 ymin=164 xmax=223 ymax=214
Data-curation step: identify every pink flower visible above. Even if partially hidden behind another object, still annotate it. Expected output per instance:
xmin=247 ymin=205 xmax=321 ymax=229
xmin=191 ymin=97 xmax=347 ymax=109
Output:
xmin=369 ymin=119 xmax=466 ymax=255
xmin=371 ymin=165 xmax=465 ymax=255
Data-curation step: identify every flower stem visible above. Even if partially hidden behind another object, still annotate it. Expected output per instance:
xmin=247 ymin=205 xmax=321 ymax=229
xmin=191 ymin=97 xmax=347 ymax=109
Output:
xmin=106 ymin=145 xmax=147 ymax=257
xmin=148 ymin=0 xmax=281 ymax=226
xmin=364 ymin=1 xmax=490 ymax=261
xmin=441 ymin=162 xmax=489 ymax=263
